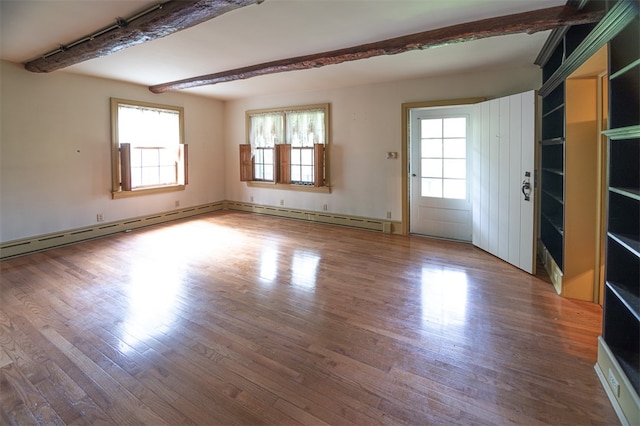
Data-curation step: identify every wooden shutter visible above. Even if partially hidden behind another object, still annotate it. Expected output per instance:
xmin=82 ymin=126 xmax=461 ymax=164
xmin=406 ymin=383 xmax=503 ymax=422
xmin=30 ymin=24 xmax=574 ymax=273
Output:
xmin=276 ymin=144 xmax=291 ymax=184
xmin=314 ymin=143 xmax=325 ymax=187
xmin=239 ymin=144 xmax=253 ymax=181
xmin=120 ymin=143 xmax=132 ymax=191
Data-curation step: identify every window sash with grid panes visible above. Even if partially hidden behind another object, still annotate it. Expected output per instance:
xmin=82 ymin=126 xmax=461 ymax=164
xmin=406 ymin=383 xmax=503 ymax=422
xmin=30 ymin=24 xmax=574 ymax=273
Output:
xmin=254 ymin=147 xmax=275 ymax=181
xmin=291 ymin=146 xmax=314 ymax=185
xmin=242 ymin=104 xmax=329 ymax=189
xmin=420 ymin=117 xmax=467 ymax=200
xmin=111 ymin=98 xmax=187 ymax=198
xmin=130 ymin=146 xmax=181 ymax=188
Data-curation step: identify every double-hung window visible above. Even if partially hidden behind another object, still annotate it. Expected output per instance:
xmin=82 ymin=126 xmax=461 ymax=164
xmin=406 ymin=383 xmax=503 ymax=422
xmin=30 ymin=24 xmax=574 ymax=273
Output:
xmin=111 ymin=98 xmax=187 ymax=199
xmin=287 ymin=109 xmax=325 ymax=185
xmin=248 ymin=112 xmax=282 ymax=182
xmin=240 ymin=104 xmax=329 ymax=191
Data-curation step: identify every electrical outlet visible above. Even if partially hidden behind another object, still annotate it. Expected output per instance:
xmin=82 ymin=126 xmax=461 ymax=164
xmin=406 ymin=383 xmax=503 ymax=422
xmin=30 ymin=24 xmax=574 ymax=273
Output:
xmin=386 ymin=211 xmax=392 ymax=219
xmin=250 ymin=196 xmax=254 ymax=203
xmin=96 ymin=213 xmax=104 ymax=222
xmin=608 ymin=369 xmax=620 ymax=397
xmin=175 ymin=200 xmax=180 ymax=207
xmin=280 ymin=199 xmax=284 ymax=206
xmin=323 ymin=204 xmax=328 ymax=211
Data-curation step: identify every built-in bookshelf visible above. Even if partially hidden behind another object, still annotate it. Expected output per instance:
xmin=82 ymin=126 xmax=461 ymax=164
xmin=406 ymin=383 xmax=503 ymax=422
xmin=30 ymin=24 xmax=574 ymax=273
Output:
xmin=540 ymin=51 xmax=566 ymax=271
xmin=602 ymin=2 xmax=640 ymax=408
xmin=537 ymin=1 xmax=639 ymax=423
xmin=537 ymin=2 xmax=603 ymax=276
xmin=538 ymin=12 xmax=606 ymax=297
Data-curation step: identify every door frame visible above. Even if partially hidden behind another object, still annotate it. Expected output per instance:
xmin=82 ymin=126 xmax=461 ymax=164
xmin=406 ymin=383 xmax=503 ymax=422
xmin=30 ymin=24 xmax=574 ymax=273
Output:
xmin=409 ymin=107 xmax=474 ymax=240
xmin=401 ymin=98 xmax=485 ymax=235
xmin=595 ymin=70 xmax=608 ymax=305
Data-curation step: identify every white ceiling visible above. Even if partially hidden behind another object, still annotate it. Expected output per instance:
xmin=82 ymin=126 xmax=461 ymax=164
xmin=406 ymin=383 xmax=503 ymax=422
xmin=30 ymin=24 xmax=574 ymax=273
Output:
xmin=0 ymin=0 xmax=564 ymax=100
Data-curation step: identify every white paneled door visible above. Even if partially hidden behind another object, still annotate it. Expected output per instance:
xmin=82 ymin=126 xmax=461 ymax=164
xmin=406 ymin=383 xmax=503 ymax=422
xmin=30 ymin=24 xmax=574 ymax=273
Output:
xmin=410 ymin=106 xmax=474 ymax=241
xmin=472 ymin=90 xmax=536 ymax=274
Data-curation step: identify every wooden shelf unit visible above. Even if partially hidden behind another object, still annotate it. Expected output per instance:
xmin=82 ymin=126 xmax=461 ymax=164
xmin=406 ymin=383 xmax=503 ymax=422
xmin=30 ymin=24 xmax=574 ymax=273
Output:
xmin=602 ymin=4 xmax=639 ymax=411
xmin=540 ymin=78 xmax=566 ymax=271
xmin=538 ymin=25 xmax=606 ymax=299
xmin=537 ymin=1 xmax=639 ymax=423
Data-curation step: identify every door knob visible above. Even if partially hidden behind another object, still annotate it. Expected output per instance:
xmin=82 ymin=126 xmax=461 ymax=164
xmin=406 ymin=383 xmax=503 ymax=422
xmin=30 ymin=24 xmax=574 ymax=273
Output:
xmin=522 ymin=171 xmax=531 ymax=201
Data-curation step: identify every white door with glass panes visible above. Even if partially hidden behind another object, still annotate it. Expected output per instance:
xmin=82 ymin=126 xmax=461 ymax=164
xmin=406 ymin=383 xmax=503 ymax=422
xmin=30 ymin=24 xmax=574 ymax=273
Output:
xmin=410 ymin=107 xmax=473 ymax=241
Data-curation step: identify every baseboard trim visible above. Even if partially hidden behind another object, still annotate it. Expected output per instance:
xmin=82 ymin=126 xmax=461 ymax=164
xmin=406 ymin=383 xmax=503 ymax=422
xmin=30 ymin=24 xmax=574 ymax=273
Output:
xmin=537 ymin=239 xmax=563 ymax=294
xmin=0 ymin=202 xmax=224 ymax=259
xmin=595 ymin=336 xmax=640 ymax=426
xmin=1 ymin=201 xmax=402 ymax=259
xmin=224 ymin=201 xmax=401 ymax=235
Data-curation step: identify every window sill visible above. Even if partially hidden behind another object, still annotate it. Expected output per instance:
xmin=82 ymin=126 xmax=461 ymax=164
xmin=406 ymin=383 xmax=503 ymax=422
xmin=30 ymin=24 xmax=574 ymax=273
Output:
xmin=246 ymin=181 xmax=331 ymax=194
xmin=112 ymin=185 xmax=186 ymax=199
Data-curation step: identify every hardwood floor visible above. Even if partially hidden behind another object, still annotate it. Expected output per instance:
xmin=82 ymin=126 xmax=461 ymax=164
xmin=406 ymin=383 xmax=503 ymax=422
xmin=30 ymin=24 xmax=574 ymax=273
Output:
xmin=0 ymin=211 xmax=618 ymax=425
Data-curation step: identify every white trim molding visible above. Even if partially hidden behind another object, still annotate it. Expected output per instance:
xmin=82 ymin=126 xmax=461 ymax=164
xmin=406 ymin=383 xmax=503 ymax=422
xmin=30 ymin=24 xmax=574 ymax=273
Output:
xmin=595 ymin=336 xmax=640 ymax=426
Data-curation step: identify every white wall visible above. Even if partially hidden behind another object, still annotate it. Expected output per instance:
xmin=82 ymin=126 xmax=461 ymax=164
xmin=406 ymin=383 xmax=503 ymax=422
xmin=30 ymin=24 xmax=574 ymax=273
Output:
xmin=0 ymin=61 xmax=225 ymax=242
xmin=224 ymin=64 xmax=541 ymax=221
xmin=1 ymin=60 xmax=540 ymax=243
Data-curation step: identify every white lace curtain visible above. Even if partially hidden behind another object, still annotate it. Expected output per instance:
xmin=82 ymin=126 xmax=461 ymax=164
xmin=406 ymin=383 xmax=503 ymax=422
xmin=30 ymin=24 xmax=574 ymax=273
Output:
xmin=249 ymin=110 xmax=325 ymax=147
xmin=249 ymin=113 xmax=284 ymax=150
xmin=286 ymin=109 xmax=325 ymax=147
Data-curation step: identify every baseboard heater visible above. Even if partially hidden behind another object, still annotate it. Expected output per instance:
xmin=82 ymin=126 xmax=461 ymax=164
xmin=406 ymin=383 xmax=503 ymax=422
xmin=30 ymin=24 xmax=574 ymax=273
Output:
xmin=224 ymin=201 xmax=398 ymax=234
xmin=0 ymin=202 xmax=224 ymax=259
xmin=1 ymin=201 xmax=400 ymax=259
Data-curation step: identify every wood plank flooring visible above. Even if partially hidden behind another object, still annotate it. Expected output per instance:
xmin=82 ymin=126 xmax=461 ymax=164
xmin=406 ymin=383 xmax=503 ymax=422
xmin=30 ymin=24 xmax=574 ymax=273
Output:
xmin=0 ymin=211 xmax=618 ymax=425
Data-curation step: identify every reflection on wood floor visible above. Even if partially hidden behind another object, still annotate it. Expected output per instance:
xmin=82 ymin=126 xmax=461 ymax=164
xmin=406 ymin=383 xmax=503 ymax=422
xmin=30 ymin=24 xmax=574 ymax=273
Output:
xmin=0 ymin=211 xmax=617 ymax=425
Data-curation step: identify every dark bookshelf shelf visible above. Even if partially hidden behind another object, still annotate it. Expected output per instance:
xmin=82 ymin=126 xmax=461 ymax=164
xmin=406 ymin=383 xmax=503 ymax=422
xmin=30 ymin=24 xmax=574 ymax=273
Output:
xmin=609 ymin=232 xmax=640 ymax=259
xmin=540 ymin=137 xmax=565 ymax=146
xmin=542 ymin=212 xmax=564 ymax=235
xmin=542 ymin=104 xmax=565 ymax=118
xmin=542 ymin=167 xmax=564 ymax=176
xmin=610 ymin=58 xmax=640 ymax=80
xmin=603 ymin=125 xmax=640 ymax=140
xmin=542 ymin=188 xmax=563 ymax=204
xmin=607 ymin=281 xmax=640 ymax=322
xmin=610 ymin=186 xmax=640 ymax=201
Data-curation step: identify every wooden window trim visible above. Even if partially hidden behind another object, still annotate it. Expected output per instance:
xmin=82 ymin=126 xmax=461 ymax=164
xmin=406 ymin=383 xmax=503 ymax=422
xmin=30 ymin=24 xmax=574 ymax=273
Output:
xmin=110 ymin=97 xmax=187 ymax=199
xmin=247 ymin=181 xmax=331 ymax=193
xmin=243 ymin=103 xmax=331 ymax=192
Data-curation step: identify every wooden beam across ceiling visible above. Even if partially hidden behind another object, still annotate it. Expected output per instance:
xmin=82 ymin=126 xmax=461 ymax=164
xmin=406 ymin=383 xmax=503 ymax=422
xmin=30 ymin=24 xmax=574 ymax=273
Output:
xmin=24 ymin=0 xmax=263 ymax=73
xmin=149 ymin=5 xmax=604 ymax=93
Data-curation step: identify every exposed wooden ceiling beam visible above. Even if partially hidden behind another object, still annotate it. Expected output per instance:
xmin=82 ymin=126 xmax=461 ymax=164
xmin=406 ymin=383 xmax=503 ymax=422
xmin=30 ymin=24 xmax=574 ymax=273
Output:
xmin=24 ymin=0 xmax=263 ymax=73
xmin=150 ymin=5 xmax=604 ymax=94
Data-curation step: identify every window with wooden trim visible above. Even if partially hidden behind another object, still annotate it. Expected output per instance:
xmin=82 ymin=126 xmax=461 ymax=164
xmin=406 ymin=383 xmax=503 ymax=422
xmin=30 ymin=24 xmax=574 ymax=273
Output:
xmin=240 ymin=104 xmax=329 ymax=190
xmin=111 ymin=98 xmax=187 ymax=199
